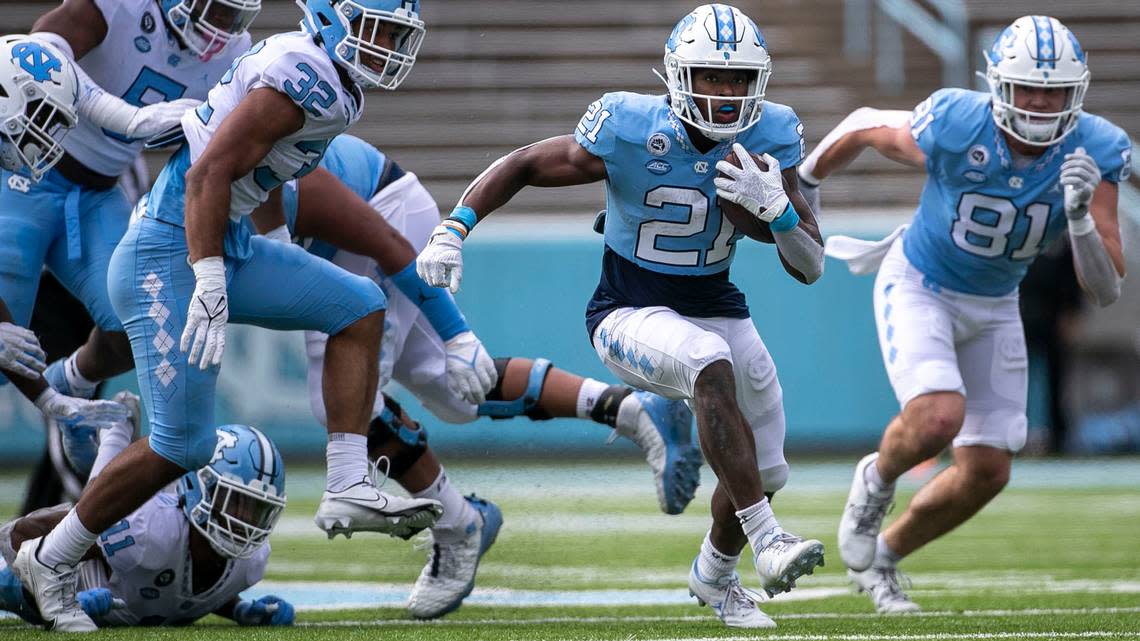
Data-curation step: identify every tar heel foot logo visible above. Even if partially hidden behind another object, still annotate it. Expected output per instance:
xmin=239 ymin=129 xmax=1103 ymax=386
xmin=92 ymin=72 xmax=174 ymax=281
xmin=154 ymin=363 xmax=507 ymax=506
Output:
xmin=693 ymin=160 xmax=710 ymax=174
xmin=968 ymin=144 xmax=990 ymax=167
xmin=7 ymin=174 xmax=31 ymax=193
xmin=647 ymin=132 xmax=671 ymax=156
xmin=645 ymin=159 xmax=672 ymax=175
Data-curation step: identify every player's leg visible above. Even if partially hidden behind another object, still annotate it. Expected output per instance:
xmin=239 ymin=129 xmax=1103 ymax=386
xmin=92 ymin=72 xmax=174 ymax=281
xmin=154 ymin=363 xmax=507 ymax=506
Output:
xmin=42 ymin=186 xmax=136 ymax=399
xmin=227 ymin=234 xmax=442 ymax=538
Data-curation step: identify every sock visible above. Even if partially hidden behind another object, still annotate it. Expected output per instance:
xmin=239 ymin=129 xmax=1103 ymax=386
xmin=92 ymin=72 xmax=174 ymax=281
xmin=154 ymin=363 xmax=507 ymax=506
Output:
xmin=37 ymin=509 xmax=97 ymax=568
xmin=864 ymin=454 xmax=894 ymax=495
xmin=590 ymin=385 xmax=633 ymax=428
xmin=413 ymin=469 xmax=476 ymax=542
xmin=874 ymin=534 xmax=903 ymax=568
xmin=696 ymin=532 xmax=740 ymax=582
xmin=737 ymin=497 xmax=784 ymax=552
xmin=89 ymin=424 xmax=133 ymax=481
xmin=45 ymin=353 xmax=98 ymax=400
xmin=325 ymin=433 xmax=369 ymax=492
xmin=575 ymin=379 xmax=610 ymax=419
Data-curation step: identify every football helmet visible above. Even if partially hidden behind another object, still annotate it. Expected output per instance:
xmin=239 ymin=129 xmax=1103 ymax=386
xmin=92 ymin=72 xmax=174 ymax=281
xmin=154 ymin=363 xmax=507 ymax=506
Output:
xmin=660 ymin=4 xmax=771 ymax=141
xmin=0 ymin=35 xmax=79 ymax=182
xmin=179 ymin=425 xmax=286 ymax=559
xmin=984 ymin=15 xmax=1088 ymax=146
xmin=160 ymin=0 xmax=261 ymax=61
xmin=299 ymin=0 xmax=425 ymax=90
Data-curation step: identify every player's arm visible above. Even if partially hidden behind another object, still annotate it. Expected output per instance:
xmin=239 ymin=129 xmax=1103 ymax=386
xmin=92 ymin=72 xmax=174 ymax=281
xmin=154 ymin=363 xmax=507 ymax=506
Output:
xmin=417 ymin=135 xmax=606 ymax=292
xmin=1062 ymin=149 xmax=1125 ymax=306
xmin=181 ymin=88 xmax=305 ymax=369
xmin=773 ymin=166 xmax=824 ymax=284
xmin=32 ymin=2 xmax=196 ymax=140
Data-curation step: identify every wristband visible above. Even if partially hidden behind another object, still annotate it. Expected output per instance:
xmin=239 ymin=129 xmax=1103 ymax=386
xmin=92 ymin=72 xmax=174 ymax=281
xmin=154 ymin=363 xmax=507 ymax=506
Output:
xmin=768 ymin=202 xmax=800 ymax=233
xmin=191 ymin=256 xmax=226 ymax=288
xmin=448 ymin=205 xmax=478 ymax=232
xmin=390 ymin=261 xmax=469 ymax=340
xmin=440 ymin=220 xmax=468 ymax=240
xmin=797 ymin=169 xmax=821 ymax=188
xmin=1067 ymin=213 xmax=1096 ymax=236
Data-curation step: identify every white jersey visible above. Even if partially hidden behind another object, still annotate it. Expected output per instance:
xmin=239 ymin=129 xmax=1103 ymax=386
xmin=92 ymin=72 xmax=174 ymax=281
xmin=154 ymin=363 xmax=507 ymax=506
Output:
xmin=61 ymin=0 xmax=250 ymax=177
xmin=76 ymin=493 xmax=269 ymax=627
xmin=181 ymin=31 xmax=363 ymax=221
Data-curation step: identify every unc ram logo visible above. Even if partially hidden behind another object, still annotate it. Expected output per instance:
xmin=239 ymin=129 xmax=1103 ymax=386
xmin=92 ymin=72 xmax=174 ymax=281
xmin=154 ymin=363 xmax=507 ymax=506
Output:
xmin=210 ymin=429 xmax=240 ymax=464
xmin=11 ymin=42 xmax=62 ymax=84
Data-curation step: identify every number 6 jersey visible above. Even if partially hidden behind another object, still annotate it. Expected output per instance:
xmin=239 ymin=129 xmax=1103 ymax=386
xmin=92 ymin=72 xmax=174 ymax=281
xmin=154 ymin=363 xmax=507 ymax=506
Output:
xmin=903 ymin=88 xmax=1131 ymax=296
xmin=576 ymin=91 xmax=804 ymax=337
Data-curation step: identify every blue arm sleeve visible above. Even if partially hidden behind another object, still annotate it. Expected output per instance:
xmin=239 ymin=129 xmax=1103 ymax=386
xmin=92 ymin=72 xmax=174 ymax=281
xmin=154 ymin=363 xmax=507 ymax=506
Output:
xmin=389 ymin=261 xmax=469 ymax=341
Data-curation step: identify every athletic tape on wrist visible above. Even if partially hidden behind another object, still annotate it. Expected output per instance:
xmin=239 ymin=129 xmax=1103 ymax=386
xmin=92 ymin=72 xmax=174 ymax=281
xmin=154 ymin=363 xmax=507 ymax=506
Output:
xmin=1068 ymin=213 xmax=1096 ymax=236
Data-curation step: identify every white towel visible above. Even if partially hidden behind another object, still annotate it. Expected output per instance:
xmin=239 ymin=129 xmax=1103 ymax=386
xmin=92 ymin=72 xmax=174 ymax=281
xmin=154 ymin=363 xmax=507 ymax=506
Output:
xmin=823 ymin=225 xmax=908 ymax=275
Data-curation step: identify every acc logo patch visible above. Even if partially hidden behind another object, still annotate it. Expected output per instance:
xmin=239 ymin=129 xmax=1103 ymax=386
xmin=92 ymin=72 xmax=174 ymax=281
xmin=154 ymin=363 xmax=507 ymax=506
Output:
xmin=645 ymin=159 xmax=672 ymax=175
xmin=140 ymin=587 xmax=161 ymax=600
xmin=134 ymin=37 xmax=151 ymax=53
xmin=693 ymin=161 xmax=710 ymax=174
xmin=968 ymin=144 xmax=989 ymax=167
xmin=154 ymin=569 xmax=175 ymax=587
xmin=963 ymin=170 xmax=987 ymax=183
xmin=7 ymin=174 xmax=31 ymax=193
xmin=646 ymin=133 xmax=671 ymax=156
xmin=141 ymin=12 xmax=156 ymax=33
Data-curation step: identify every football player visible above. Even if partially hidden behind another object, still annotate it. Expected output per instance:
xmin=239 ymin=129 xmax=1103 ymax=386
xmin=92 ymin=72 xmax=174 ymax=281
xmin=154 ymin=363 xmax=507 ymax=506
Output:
xmin=802 ymin=16 xmax=1129 ymax=612
xmin=8 ymin=0 xmax=258 ymax=410
xmin=12 ymin=1 xmax=441 ymax=632
xmin=416 ymin=4 xmax=826 ymax=629
xmin=1 ymin=422 xmax=295 ymax=629
xmin=0 ymin=34 xmax=132 ymax=451
xmin=251 ymin=133 xmax=702 ymax=618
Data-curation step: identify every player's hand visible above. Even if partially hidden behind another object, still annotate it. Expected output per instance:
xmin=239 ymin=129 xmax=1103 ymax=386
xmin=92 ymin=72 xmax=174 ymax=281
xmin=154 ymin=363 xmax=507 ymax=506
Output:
xmin=0 ymin=322 xmax=46 ymax=380
xmin=1060 ymin=147 xmax=1101 ymax=218
xmin=714 ymin=143 xmax=790 ymax=222
xmin=36 ymin=388 xmax=130 ymax=429
xmin=125 ymin=98 xmax=200 ymax=140
xmin=181 ymin=257 xmax=228 ymax=370
xmin=77 ymin=588 xmax=125 ymax=619
xmin=444 ymin=330 xmax=496 ymax=405
xmin=797 ymin=168 xmax=822 ymax=220
xmin=233 ymin=595 xmax=295 ymax=626
xmin=417 ymin=226 xmax=465 ymax=293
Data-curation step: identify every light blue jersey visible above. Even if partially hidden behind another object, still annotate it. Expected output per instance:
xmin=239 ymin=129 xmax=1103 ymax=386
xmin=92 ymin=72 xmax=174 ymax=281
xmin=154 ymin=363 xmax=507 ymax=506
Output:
xmin=578 ymin=92 xmax=804 ymax=335
xmin=904 ymin=88 xmax=1131 ymax=296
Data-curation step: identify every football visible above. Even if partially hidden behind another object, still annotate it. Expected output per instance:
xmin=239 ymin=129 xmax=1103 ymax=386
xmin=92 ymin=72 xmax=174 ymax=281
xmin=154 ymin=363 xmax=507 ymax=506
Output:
xmin=716 ymin=149 xmax=783 ymax=244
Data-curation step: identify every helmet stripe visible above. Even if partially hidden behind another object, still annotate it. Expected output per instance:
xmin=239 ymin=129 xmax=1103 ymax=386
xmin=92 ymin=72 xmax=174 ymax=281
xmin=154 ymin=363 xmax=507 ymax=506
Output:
xmin=712 ymin=4 xmax=738 ymax=52
xmin=252 ymin=427 xmax=277 ymax=485
xmin=1033 ymin=15 xmax=1056 ymax=69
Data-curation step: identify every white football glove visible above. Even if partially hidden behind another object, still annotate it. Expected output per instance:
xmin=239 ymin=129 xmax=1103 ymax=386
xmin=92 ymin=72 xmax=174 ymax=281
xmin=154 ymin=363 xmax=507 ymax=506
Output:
xmin=1060 ymin=147 xmax=1101 ymax=219
xmin=444 ymin=330 xmax=496 ymax=405
xmin=797 ymin=168 xmax=822 ymax=220
xmin=417 ymin=226 xmax=465 ymax=293
xmin=0 ymin=322 xmax=46 ymax=380
xmin=714 ymin=143 xmax=790 ymax=222
xmin=36 ymin=388 xmax=130 ymax=432
xmin=124 ymin=98 xmax=200 ymax=140
xmin=181 ymin=257 xmax=228 ymax=370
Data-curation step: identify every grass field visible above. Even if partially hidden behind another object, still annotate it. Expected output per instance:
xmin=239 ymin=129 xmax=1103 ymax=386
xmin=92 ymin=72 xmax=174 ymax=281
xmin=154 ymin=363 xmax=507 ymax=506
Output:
xmin=2 ymin=458 xmax=1139 ymax=640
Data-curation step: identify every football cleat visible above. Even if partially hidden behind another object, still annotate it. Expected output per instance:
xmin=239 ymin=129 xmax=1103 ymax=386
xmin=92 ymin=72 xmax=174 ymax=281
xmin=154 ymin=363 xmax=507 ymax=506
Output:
xmin=754 ymin=532 xmax=825 ymax=597
xmin=407 ymin=495 xmax=503 ymax=619
xmin=849 ymin=566 xmax=921 ymax=614
xmin=315 ymin=480 xmax=442 ymax=540
xmin=11 ymin=536 xmax=96 ymax=632
xmin=613 ymin=391 xmax=703 ymax=515
xmin=688 ymin=558 xmax=775 ymax=629
xmin=838 ymin=452 xmax=895 ymax=572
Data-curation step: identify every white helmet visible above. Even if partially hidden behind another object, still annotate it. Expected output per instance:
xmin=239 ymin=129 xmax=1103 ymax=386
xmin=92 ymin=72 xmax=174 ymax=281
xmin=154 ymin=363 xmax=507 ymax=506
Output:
xmin=984 ymin=15 xmax=1089 ymax=146
xmin=161 ymin=0 xmax=262 ymax=61
xmin=0 ymin=35 xmax=79 ymax=182
xmin=660 ymin=4 xmax=771 ymax=141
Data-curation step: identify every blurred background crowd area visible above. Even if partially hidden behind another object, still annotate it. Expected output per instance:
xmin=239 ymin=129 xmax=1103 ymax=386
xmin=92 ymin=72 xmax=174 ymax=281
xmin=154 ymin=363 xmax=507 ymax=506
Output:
xmin=2 ymin=0 xmax=1138 ymax=459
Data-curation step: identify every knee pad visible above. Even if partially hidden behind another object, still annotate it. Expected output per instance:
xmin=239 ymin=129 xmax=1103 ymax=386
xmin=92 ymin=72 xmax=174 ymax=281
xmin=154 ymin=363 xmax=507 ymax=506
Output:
xmin=477 ymin=358 xmax=554 ymax=420
xmin=760 ymin=463 xmax=789 ymax=494
xmin=367 ymin=395 xmax=428 ymax=477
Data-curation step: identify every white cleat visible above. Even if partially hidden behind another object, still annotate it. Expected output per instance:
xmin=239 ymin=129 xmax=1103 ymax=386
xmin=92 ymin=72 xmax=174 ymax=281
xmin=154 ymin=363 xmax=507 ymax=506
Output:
xmin=11 ymin=536 xmax=96 ymax=632
xmin=688 ymin=559 xmax=775 ymax=629
xmin=754 ymin=532 xmax=825 ymax=597
xmin=849 ymin=566 xmax=921 ymax=614
xmin=408 ymin=495 xmax=503 ymax=619
xmin=839 ymin=453 xmax=895 ymax=572
xmin=314 ymin=480 xmax=442 ymax=540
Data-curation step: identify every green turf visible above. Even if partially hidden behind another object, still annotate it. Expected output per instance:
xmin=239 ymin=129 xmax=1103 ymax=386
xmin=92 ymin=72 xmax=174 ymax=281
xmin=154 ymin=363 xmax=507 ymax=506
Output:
xmin=2 ymin=460 xmax=1139 ymax=640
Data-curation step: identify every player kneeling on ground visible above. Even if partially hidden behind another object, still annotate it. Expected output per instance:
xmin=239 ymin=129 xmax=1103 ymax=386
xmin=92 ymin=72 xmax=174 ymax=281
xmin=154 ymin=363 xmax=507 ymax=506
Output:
xmin=0 ymin=421 xmax=293 ymax=628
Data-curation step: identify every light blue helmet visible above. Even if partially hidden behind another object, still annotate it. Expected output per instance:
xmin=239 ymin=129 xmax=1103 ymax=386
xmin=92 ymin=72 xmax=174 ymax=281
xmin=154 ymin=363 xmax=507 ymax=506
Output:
xmin=158 ymin=0 xmax=261 ymax=61
xmin=298 ymin=0 xmax=425 ymax=90
xmin=178 ymin=425 xmax=286 ymax=559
